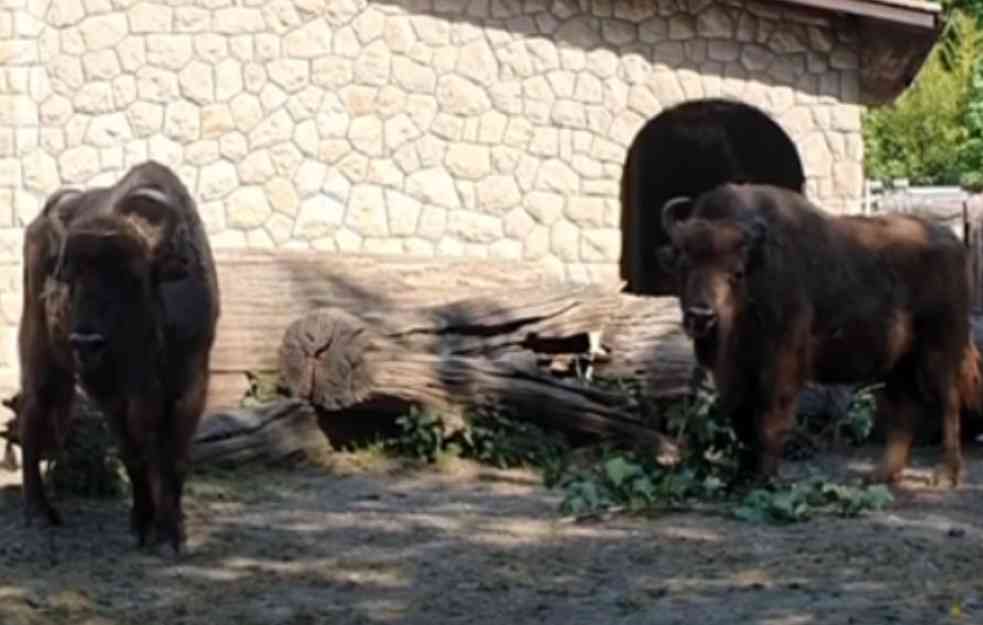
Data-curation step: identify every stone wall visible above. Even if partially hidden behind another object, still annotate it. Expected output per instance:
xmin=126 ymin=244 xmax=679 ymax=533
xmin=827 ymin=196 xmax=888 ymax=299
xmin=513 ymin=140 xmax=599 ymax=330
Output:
xmin=0 ymin=0 xmax=865 ymax=395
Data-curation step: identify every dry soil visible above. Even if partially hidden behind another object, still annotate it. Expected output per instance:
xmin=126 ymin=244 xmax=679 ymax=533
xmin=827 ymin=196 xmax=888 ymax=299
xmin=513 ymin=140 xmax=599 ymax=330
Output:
xmin=2 ymin=445 xmax=983 ymax=625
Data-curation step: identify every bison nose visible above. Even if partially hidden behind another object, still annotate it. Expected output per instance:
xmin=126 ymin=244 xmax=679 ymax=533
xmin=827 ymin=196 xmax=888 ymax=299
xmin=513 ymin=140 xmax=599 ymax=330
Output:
xmin=69 ymin=332 xmax=106 ymax=362
xmin=683 ymin=307 xmax=718 ymax=338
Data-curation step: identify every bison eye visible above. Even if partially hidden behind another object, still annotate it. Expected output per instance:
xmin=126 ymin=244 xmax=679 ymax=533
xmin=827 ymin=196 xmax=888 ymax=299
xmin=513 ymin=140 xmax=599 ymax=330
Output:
xmin=732 ymin=268 xmax=746 ymax=282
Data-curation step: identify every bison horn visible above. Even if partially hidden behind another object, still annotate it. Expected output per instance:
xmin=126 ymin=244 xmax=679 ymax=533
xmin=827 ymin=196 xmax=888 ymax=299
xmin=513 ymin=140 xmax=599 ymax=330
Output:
xmin=118 ymin=186 xmax=189 ymax=282
xmin=43 ymin=188 xmax=85 ymax=283
xmin=661 ymin=196 xmax=694 ymax=237
xmin=42 ymin=188 xmax=83 ymax=219
xmin=120 ymin=187 xmax=172 ymax=218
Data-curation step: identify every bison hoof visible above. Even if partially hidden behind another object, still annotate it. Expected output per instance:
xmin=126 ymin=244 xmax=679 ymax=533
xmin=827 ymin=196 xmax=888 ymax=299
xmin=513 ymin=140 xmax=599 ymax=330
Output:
xmin=24 ymin=500 xmax=63 ymax=529
xmin=929 ymin=463 xmax=965 ymax=489
xmin=161 ymin=533 xmax=184 ymax=555
xmin=154 ymin=523 xmax=186 ymax=557
xmin=130 ymin=507 xmax=154 ymax=546
xmin=865 ymin=467 xmax=904 ymax=486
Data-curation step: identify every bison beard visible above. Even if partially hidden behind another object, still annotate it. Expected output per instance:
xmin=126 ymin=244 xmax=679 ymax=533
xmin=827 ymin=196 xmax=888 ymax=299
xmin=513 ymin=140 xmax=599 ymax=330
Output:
xmin=17 ymin=161 xmax=220 ymax=555
xmin=657 ymin=183 xmax=981 ymax=486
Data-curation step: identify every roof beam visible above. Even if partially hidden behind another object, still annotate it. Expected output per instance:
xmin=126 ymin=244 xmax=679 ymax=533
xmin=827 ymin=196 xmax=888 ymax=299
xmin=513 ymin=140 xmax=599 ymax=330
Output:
xmin=773 ymin=0 xmax=940 ymax=29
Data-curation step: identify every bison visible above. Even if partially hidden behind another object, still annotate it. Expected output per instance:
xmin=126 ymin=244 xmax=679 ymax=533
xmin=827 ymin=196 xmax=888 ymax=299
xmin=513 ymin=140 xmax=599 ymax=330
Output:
xmin=657 ymin=183 xmax=981 ymax=486
xmin=620 ymin=98 xmax=806 ymax=297
xmin=18 ymin=160 xmax=220 ymax=553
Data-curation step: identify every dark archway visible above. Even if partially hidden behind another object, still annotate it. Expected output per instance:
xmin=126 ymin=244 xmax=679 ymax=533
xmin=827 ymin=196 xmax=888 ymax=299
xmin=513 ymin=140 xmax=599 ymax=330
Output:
xmin=620 ymin=98 xmax=806 ymax=296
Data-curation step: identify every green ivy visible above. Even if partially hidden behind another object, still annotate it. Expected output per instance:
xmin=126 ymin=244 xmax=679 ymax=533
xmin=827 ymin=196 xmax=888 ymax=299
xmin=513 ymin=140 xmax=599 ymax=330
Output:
xmin=455 ymin=404 xmax=568 ymax=472
xmin=392 ymin=406 xmax=447 ymax=463
xmin=553 ymin=383 xmax=893 ymax=525
xmin=379 ymin=384 xmax=894 ymax=527
xmin=734 ymin=479 xmax=894 ymax=524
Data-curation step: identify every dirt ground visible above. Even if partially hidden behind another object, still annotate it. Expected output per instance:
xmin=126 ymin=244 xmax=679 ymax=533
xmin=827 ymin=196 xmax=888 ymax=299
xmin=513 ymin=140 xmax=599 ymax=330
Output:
xmin=2 ymin=444 xmax=983 ymax=625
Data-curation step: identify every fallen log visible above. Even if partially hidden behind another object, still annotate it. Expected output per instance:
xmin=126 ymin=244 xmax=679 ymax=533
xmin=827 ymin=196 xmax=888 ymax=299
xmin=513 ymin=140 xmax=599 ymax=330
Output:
xmin=277 ymin=302 xmax=681 ymax=459
xmin=190 ymin=399 xmax=329 ymax=467
xmin=594 ymin=293 xmax=697 ymax=400
xmin=205 ymin=249 xmax=555 ymax=410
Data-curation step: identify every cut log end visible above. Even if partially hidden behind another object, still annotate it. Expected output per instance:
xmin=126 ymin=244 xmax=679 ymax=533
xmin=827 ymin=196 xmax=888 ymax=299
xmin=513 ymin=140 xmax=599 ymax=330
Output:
xmin=278 ymin=307 xmax=382 ymax=411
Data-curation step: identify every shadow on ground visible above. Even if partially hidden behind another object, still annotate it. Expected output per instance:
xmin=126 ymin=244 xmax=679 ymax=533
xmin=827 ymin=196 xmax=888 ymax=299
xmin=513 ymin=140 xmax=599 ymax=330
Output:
xmin=2 ymin=444 xmax=983 ymax=625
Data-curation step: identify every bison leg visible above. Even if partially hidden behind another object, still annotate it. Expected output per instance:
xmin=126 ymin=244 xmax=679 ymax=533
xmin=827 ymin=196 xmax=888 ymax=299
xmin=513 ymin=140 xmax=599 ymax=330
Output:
xmin=121 ymin=452 xmax=155 ymax=546
xmin=869 ymin=382 xmax=916 ymax=484
xmin=19 ymin=379 xmax=74 ymax=528
xmin=906 ymin=344 xmax=966 ymax=488
xmin=125 ymin=424 xmax=180 ymax=554
xmin=914 ymin=323 xmax=969 ymax=488
xmin=931 ymin=383 xmax=964 ymax=488
xmin=105 ymin=404 xmax=156 ymax=545
xmin=755 ymin=352 xmax=804 ymax=479
xmin=715 ymin=380 xmax=757 ymax=478
xmin=119 ymin=398 xmax=176 ymax=551
xmin=919 ymin=353 xmax=966 ymax=487
xmin=163 ymin=355 xmax=212 ymax=554
xmin=148 ymin=431 xmax=193 ymax=556
xmin=136 ymin=429 xmax=183 ymax=553
xmin=136 ymin=399 xmax=186 ymax=555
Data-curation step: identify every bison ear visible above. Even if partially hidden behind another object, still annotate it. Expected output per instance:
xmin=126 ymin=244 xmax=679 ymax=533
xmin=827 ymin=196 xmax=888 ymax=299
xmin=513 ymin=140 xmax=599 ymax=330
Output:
xmin=117 ymin=187 xmax=189 ymax=283
xmin=660 ymin=196 xmax=694 ymax=238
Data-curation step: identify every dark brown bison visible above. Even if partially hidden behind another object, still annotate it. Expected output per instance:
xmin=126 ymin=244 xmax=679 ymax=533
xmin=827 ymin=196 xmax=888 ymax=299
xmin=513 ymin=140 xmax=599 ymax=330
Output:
xmin=18 ymin=160 xmax=220 ymax=553
xmin=620 ymin=98 xmax=806 ymax=297
xmin=658 ymin=183 xmax=981 ymax=485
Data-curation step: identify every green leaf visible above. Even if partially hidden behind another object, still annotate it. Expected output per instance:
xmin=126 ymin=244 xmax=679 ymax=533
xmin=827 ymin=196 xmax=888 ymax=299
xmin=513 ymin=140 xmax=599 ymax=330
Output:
xmin=733 ymin=506 xmax=768 ymax=523
xmin=604 ymin=456 xmax=638 ymax=488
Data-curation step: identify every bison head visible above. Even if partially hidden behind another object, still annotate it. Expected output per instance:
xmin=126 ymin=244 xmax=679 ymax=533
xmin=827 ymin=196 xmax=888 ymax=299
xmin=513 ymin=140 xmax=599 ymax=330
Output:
xmin=56 ymin=186 xmax=188 ymax=378
xmin=656 ymin=195 xmax=766 ymax=341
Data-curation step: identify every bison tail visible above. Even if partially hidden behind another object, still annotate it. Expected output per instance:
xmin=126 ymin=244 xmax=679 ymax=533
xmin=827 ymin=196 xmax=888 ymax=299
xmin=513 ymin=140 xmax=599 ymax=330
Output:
xmin=958 ymin=340 xmax=983 ymax=416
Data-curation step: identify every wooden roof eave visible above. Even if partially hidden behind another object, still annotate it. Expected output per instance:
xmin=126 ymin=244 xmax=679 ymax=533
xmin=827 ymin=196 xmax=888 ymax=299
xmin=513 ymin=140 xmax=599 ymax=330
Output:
xmin=772 ymin=0 xmax=943 ymax=105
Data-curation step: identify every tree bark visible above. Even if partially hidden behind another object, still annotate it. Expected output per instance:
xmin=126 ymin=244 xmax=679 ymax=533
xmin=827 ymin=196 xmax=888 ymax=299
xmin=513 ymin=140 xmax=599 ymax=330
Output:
xmin=204 ymin=249 xmax=556 ymax=410
xmin=277 ymin=305 xmax=681 ymax=458
xmin=275 ymin=284 xmax=702 ymax=457
xmin=189 ymin=399 xmax=329 ymax=467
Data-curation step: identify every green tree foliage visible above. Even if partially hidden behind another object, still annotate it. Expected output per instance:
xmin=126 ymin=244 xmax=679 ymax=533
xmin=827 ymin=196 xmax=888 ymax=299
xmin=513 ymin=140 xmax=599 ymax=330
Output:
xmin=863 ymin=8 xmax=983 ymax=186
xmin=959 ymin=47 xmax=983 ymax=189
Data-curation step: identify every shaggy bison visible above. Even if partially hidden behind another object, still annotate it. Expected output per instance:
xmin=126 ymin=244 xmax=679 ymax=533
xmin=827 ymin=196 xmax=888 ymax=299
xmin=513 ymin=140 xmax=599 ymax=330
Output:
xmin=620 ymin=98 xmax=806 ymax=297
xmin=658 ymin=183 xmax=980 ymax=485
xmin=18 ymin=160 xmax=220 ymax=553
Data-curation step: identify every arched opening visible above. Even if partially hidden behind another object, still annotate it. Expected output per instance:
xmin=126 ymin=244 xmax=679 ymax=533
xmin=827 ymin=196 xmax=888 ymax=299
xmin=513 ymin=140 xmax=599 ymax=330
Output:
xmin=620 ymin=98 xmax=806 ymax=296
